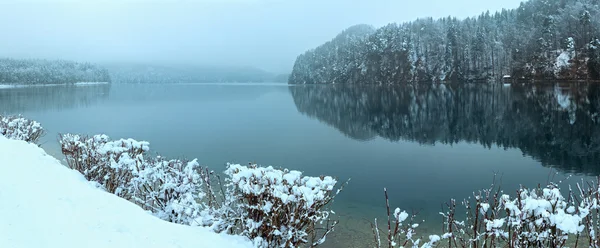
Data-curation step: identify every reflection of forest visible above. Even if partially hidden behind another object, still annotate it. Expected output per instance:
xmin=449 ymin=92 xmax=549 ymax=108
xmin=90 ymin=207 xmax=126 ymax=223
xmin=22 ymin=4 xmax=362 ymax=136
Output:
xmin=290 ymin=83 xmax=600 ymax=174
xmin=0 ymin=84 xmax=110 ymax=114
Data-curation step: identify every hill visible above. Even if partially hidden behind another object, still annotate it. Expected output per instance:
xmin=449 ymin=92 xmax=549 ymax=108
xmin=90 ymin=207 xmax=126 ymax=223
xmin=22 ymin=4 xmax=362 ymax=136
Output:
xmin=290 ymin=0 xmax=600 ymax=84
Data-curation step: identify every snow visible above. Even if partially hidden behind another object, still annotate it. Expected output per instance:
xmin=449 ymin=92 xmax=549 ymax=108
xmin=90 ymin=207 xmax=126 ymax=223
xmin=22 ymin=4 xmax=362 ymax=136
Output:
xmin=555 ymin=51 xmax=571 ymax=69
xmin=394 ymin=208 xmax=409 ymax=222
xmin=428 ymin=235 xmax=441 ymax=243
xmin=479 ymin=203 xmax=490 ymax=214
xmin=485 ymin=219 xmax=505 ymax=231
xmin=74 ymin=82 xmax=110 ymax=85
xmin=225 ymin=163 xmax=337 ymax=209
xmin=0 ymin=135 xmax=252 ymax=248
xmin=0 ymin=84 xmax=17 ymax=89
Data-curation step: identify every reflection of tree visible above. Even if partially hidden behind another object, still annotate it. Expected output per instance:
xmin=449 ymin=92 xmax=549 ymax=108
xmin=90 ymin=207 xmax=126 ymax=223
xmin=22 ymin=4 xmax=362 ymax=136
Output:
xmin=0 ymin=84 xmax=110 ymax=114
xmin=290 ymin=83 xmax=600 ymax=174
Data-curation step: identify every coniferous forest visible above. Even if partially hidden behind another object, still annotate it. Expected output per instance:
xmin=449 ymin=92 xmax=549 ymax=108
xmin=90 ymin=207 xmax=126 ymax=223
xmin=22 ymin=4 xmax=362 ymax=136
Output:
xmin=0 ymin=58 xmax=111 ymax=85
xmin=289 ymin=0 xmax=600 ymax=84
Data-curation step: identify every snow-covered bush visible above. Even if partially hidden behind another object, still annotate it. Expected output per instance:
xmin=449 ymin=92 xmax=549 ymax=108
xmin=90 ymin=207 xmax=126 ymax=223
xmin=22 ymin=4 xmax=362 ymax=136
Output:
xmin=59 ymin=134 xmax=210 ymax=225
xmin=131 ymin=157 xmax=211 ymax=225
xmin=375 ymin=176 xmax=600 ymax=248
xmin=59 ymin=133 xmax=344 ymax=247
xmin=60 ymin=134 xmax=147 ymax=196
xmin=434 ymin=180 xmax=590 ymax=248
xmin=206 ymin=163 xmax=343 ymax=248
xmin=0 ymin=115 xmax=45 ymax=144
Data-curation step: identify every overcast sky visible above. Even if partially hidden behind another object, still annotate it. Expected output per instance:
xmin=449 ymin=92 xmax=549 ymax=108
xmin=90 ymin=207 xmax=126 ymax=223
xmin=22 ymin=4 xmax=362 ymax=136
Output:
xmin=0 ymin=0 xmax=523 ymax=73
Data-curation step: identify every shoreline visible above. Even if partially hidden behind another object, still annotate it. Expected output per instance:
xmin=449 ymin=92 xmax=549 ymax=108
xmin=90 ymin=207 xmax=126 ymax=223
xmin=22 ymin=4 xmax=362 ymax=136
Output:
xmin=0 ymin=135 xmax=252 ymax=248
xmin=0 ymin=82 xmax=109 ymax=89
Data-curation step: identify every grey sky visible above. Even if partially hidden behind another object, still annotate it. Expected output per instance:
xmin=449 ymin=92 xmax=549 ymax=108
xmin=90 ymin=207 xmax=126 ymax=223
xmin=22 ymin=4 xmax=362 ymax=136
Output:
xmin=0 ymin=0 xmax=523 ymax=73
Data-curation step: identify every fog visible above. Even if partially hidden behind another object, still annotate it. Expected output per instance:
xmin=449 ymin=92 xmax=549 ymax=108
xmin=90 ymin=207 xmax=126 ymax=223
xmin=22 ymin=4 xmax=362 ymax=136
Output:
xmin=0 ymin=0 xmax=523 ymax=73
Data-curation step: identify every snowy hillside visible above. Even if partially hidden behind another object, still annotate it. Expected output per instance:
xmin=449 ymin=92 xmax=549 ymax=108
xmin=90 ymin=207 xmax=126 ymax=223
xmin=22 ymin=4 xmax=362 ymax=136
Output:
xmin=0 ymin=135 xmax=252 ymax=248
xmin=290 ymin=0 xmax=600 ymax=83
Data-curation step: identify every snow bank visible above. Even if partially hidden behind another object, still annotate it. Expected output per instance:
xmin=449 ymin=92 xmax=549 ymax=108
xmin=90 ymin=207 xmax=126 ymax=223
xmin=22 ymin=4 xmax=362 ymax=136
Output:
xmin=0 ymin=135 xmax=252 ymax=248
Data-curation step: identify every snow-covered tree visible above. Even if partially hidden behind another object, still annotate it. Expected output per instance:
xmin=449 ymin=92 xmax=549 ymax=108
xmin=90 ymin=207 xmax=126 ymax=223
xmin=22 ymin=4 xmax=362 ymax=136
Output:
xmin=289 ymin=0 xmax=600 ymax=84
xmin=0 ymin=58 xmax=111 ymax=85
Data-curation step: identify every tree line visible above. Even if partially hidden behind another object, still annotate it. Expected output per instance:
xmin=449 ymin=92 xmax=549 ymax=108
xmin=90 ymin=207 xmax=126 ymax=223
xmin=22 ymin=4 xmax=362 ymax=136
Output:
xmin=0 ymin=58 xmax=111 ymax=85
xmin=290 ymin=0 xmax=600 ymax=84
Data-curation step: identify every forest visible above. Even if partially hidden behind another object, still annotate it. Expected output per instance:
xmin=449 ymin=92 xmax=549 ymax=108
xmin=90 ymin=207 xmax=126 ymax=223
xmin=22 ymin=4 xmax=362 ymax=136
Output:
xmin=290 ymin=83 xmax=600 ymax=174
xmin=289 ymin=0 xmax=600 ymax=84
xmin=0 ymin=58 xmax=111 ymax=85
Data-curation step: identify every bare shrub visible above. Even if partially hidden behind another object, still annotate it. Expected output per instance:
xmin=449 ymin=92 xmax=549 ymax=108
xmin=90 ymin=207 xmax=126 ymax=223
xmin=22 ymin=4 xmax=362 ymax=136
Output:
xmin=0 ymin=115 xmax=45 ymax=144
xmin=371 ymin=188 xmax=441 ymax=248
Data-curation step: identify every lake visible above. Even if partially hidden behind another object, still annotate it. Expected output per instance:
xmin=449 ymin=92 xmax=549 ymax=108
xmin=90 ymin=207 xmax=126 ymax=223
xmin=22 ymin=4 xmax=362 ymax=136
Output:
xmin=1 ymin=82 xmax=599 ymax=247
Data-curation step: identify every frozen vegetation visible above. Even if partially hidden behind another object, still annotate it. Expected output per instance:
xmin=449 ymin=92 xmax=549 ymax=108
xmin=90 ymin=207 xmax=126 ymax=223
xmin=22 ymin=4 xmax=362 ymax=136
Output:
xmin=0 ymin=58 xmax=111 ymax=85
xmin=290 ymin=0 xmax=600 ymax=84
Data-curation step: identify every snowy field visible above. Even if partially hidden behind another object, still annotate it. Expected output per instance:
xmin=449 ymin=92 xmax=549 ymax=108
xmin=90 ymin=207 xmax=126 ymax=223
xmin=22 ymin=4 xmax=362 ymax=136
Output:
xmin=0 ymin=135 xmax=252 ymax=248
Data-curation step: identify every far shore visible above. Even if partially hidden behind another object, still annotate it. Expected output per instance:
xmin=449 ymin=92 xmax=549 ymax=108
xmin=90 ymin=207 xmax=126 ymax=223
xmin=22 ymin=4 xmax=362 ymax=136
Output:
xmin=0 ymin=82 xmax=110 ymax=89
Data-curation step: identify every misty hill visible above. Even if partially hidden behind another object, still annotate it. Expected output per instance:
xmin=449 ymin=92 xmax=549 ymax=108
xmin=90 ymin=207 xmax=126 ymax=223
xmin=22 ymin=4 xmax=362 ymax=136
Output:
xmin=105 ymin=63 xmax=286 ymax=84
xmin=0 ymin=58 xmax=111 ymax=85
xmin=290 ymin=0 xmax=600 ymax=84
xmin=290 ymin=83 xmax=600 ymax=174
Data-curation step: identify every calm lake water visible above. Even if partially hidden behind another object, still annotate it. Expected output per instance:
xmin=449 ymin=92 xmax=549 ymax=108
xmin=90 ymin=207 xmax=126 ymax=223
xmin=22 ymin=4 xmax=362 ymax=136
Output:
xmin=1 ymin=82 xmax=599 ymax=247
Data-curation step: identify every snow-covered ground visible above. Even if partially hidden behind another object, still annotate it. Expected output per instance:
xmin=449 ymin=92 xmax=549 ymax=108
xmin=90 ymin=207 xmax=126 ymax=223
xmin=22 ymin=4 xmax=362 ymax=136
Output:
xmin=0 ymin=135 xmax=252 ymax=248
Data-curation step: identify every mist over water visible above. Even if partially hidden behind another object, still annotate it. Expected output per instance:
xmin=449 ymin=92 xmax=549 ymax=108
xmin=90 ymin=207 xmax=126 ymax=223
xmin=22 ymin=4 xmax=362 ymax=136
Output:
xmin=0 ymin=0 xmax=523 ymax=73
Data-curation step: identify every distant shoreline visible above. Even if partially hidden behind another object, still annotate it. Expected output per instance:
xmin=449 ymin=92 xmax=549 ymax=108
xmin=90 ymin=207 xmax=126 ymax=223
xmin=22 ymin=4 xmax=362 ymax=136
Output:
xmin=0 ymin=82 xmax=110 ymax=89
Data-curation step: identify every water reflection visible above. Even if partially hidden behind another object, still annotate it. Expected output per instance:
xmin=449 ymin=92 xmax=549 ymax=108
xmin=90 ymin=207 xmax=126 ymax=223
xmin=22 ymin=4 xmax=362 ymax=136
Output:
xmin=0 ymin=84 xmax=110 ymax=114
xmin=290 ymin=83 xmax=600 ymax=174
